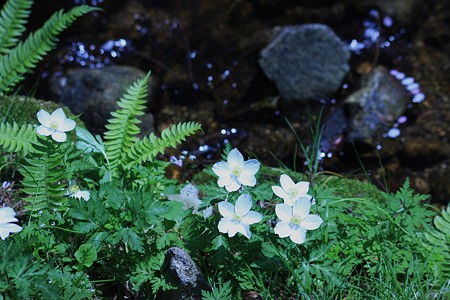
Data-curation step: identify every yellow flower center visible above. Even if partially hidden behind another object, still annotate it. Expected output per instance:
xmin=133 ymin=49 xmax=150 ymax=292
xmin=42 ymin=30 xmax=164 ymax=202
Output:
xmin=69 ymin=184 xmax=79 ymax=194
xmin=50 ymin=121 xmax=59 ymax=130
xmin=288 ymin=188 xmax=298 ymax=198
xmin=232 ymin=166 xmax=241 ymax=177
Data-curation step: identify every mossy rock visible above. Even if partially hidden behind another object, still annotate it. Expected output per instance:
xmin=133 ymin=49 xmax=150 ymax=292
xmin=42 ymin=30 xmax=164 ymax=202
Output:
xmin=0 ymin=95 xmax=82 ymax=126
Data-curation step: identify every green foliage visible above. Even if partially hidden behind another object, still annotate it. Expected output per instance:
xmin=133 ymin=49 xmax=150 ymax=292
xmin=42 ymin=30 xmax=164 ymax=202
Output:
xmin=0 ymin=3 xmax=99 ymax=93
xmin=104 ymin=73 xmax=150 ymax=173
xmin=424 ymin=203 xmax=450 ymax=283
xmin=0 ymin=0 xmax=32 ymax=54
xmin=0 ymin=121 xmax=35 ymax=155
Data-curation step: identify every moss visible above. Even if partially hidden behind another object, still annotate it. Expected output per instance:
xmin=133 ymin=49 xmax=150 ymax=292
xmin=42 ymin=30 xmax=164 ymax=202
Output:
xmin=0 ymin=95 xmax=81 ymax=125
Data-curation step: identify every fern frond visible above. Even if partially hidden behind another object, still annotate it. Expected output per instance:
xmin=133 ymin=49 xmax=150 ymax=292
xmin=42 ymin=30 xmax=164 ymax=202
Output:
xmin=104 ymin=73 xmax=150 ymax=173
xmin=126 ymin=121 xmax=202 ymax=168
xmin=0 ymin=121 xmax=36 ymax=155
xmin=0 ymin=0 xmax=32 ymax=54
xmin=19 ymin=136 xmax=66 ymax=212
xmin=424 ymin=204 xmax=450 ymax=283
xmin=0 ymin=5 xmax=98 ymax=93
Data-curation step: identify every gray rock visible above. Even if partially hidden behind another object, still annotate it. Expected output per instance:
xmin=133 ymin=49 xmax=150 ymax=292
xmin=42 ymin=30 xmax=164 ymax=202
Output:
xmin=344 ymin=66 xmax=410 ymax=147
xmin=49 ymin=65 xmax=154 ymax=135
xmin=259 ymin=24 xmax=350 ymax=103
xmin=159 ymin=247 xmax=211 ymax=300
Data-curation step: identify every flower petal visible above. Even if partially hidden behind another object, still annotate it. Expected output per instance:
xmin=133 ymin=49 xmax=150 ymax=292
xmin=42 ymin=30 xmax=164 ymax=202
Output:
xmin=78 ymin=191 xmax=91 ymax=201
xmin=242 ymin=159 xmax=260 ymax=175
xmin=36 ymin=109 xmax=52 ymax=127
xmin=235 ymin=194 xmax=252 ymax=215
xmin=275 ymin=204 xmax=292 ymax=222
xmin=52 ymin=131 xmax=67 ymax=142
xmin=218 ymin=218 xmax=231 ymax=234
xmin=59 ymin=118 xmax=76 ymax=132
xmin=218 ymin=201 xmax=235 ymax=218
xmin=292 ymin=197 xmax=311 ymax=219
xmin=226 ymin=222 xmax=240 ymax=237
xmin=224 ymin=180 xmax=241 ymax=192
xmin=301 ymin=214 xmax=323 ymax=230
xmin=0 ymin=207 xmax=17 ymax=223
xmin=36 ymin=125 xmax=54 ymax=136
xmin=227 ymin=148 xmax=244 ymax=167
xmin=294 ymin=181 xmax=310 ymax=194
xmin=274 ymin=221 xmax=294 ymax=238
xmin=280 ymin=174 xmax=295 ymax=191
xmin=290 ymin=227 xmax=306 ymax=244
xmin=0 ymin=223 xmax=22 ymax=240
xmin=237 ymin=223 xmax=251 ymax=239
xmin=238 ymin=171 xmax=257 ymax=187
xmin=51 ymin=108 xmax=67 ymax=123
xmin=272 ymin=186 xmax=289 ymax=201
xmin=212 ymin=161 xmax=231 ymax=178
xmin=242 ymin=211 xmax=262 ymax=225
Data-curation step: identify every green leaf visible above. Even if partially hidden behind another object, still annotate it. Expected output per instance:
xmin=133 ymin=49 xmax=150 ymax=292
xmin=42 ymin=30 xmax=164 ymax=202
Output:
xmin=74 ymin=243 xmax=97 ymax=267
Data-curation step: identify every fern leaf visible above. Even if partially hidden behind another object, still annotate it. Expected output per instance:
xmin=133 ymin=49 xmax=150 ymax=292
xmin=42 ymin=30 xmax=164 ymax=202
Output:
xmin=104 ymin=73 xmax=150 ymax=173
xmin=424 ymin=204 xmax=450 ymax=283
xmin=0 ymin=0 xmax=32 ymax=54
xmin=0 ymin=5 xmax=99 ymax=93
xmin=19 ymin=136 xmax=66 ymax=212
xmin=126 ymin=121 xmax=202 ymax=167
xmin=0 ymin=121 xmax=36 ymax=155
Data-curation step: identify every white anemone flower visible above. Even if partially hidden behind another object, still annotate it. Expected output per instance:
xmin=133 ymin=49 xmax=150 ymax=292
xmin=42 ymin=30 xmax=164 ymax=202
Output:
xmin=217 ymin=194 xmax=262 ymax=239
xmin=212 ymin=148 xmax=260 ymax=192
xmin=274 ymin=197 xmax=323 ymax=244
xmin=272 ymin=174 xmax=312 ymax=206
xmin=0 ymin=207 xmax=23 ymax=240
xmin=36 ymin=108 xmax=76 ymax=142
xmin=167 ymin=183 xmax=202 ymax=213
xmin=65 ymin=180 xmax=90 ymax=201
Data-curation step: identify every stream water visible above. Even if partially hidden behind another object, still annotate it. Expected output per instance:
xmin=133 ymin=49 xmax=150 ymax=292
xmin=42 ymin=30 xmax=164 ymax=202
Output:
xmin=17 ymin=0 xmax=450 ymax=205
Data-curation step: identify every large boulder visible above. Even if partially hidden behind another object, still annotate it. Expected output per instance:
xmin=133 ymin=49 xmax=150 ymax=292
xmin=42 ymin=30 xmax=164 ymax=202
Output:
xmin=49 ymin=65 xmax=154 ymax=135
xmin=259 ymin=24 xmax=350 ymax=103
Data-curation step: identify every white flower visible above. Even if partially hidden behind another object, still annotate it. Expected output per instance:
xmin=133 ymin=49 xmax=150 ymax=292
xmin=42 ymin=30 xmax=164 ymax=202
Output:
xmin=0 ymin=207 xmax=22 ymax=240
xmin=36 ymin=108 xmax=76 ymax=142
xmin=274 ymin=197 xmax=323 ymax=244
xmin=202 ymin=206 xmax=213 ymax=219
xmin=65 ymin=180 xmax=90 ymax=201
xmin=217 ymin=194 xmax=262 ymax=239
xmin=167 ymin=183 xmax=202 ymax=213
xmin=272 ymin=174 xmax=312 ymax=206
xmin=212 ymin=148 xmax=260 ymax=192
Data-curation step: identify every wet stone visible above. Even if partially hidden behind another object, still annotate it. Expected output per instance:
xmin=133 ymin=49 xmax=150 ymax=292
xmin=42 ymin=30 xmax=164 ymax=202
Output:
xmin=400 ymin=137 xmax=450 ymax=169
xmin=259 ymin=24 xmax=350 ymax=103
xmin=344 ymin=65 xmax=410 ymax=147
xmin=49 ymin=65 xmax=154 ymax=135
xmin=159 ymin=247 xmax=211 ymax=300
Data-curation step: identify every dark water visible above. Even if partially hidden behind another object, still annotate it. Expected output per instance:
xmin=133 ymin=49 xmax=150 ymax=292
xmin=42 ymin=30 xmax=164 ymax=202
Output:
xmin=12 ymin=0 xmax=450 ymax=204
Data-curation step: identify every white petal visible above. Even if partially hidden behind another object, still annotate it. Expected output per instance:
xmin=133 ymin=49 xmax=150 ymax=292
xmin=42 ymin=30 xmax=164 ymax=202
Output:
xmin=301 ymin=214 xmax=323 ymax=230
xmin=294 ymin=181 xmax=310 ymax=194
xmin=280 ymin=174 xmax=295 ymax=191
xmin=290 ymin=227 xmax=306 ymax=244
xmin=202 ymin=206 xmax=213 ymax=219
xmin=227 ymin=148 xmax=244 ymax=167
xmin=293 ymin=197 xmax=311 ymax=219
xmin=226 ymin=222 xmax=240 ymax=237
xmin=51 ymin=108 xmax=67 ymax=123
xmin=218 ymin=201 xmax=235 ymax=218
xmin=59 ymin=118 xmax=76 ymax=132
xmin=217 ymin=175 xmax=233 ymax=188
xmin=235 ymin=194 xmax=252 ymax=215
xmin=0 ymin=223 xmax=22 ymax=240
xmin=224 ymin=180 xmax=241 ymax=192
xmin=0 ymin=207 xmax=17 ymax=223
xmin=52 ymin=131 xmax=67 ymax=142
xmin=242 ymin=159 xmax=260 ymax=175
xmin=212 ymin=161 xmax=231 ymax=178
xmin=36 ymin=109 xmax=52 ymax=127
xmin=275 ymin=204 xmax=292 ymax=222
xmin=36 ymin=125 xmax=54 ymax=136
xmin=242 ymin=211 xmax=262 ymax=225
xmin=272 ymin=186 xmax=290 ymax=201
xmin=237 ymin=223 xmax=251 ymax=239
xmin=238 ymin=172 xmax=257 ymax=187
xmin=78 ymin=191 xmax=91 ymax=201
xmin=274 ymin=221 xmax=294 ymax=238
xmin=218 ymin=218 xmax=231 ymax=234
